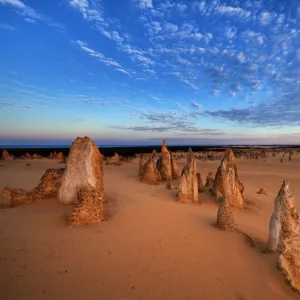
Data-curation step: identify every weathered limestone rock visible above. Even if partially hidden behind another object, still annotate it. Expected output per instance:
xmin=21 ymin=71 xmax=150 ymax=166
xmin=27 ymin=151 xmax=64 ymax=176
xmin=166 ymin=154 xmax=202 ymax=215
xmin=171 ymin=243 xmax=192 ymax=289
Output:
xmin=170 ymin=151 xmax=179 ymax=180
xmin=197 ymin=172 xmax=205 ymax=193
xmin=138 ymin=154 xmax=146 ymax=176
xmin=106 ymin=152 xmax=121 ymax=166
xmin=140 ymin=150 xmax=161 ymax=185
xmin=32 ymin=153 xmax=41 ymax=159
xmin=1 ymin=150 xmax=14 ymax=161
xmin=57 ymin=137 xmax=104 ymax=206
xmin=28 ymin=168 xmax=64 ymax=201
xmin=55 ymin=151 xmax=64 ymax=160
xmin=277 ymin=181 xmax=300 ymax=293
xmin=156 ymin=139 xmax=172 ymax=182
xmin=1 ymin=168 xmax=64 ymax=207
xmin=216 ymin=197 xmax=235 ymax=231
xmin=65 ymin=187 xmax=104 ymax=226
xmin=266 ymin=181 xmax=297 ymax=253
xmin=1 ymin=187 xmax=29 ymax=207
xmin=177 ymin=148 xmax=198 ymax=203
xmin=212 ymin=148 xmax=244 ymax=209
xmin=205 ymin=172 xmax=214 ymax=189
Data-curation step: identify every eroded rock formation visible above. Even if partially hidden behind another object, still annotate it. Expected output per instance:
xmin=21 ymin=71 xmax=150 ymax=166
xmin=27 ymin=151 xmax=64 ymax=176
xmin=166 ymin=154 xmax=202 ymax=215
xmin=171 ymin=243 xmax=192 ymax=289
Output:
xmin=170 ymin=151 xmax=179 ymax=180
xmin=138 ymin=154 xmax=146 ymax=176
xmin=140 ymin=150 xmax=161 ymax=185
xmin=106 ymin=152 xmax=121 ymax=166
xmin=266 ymin=181 xmax=297 ymax=253
xmin=216 ymin=197 xmax=235 ymax=231
xmin=156 ymin=139 xmax=172 ymax=182
xmin=57 ymin=137 xmax=104 ymax=206
xmin=205 ymin=172 xmax=214 ymax=190
xmin=1 ymin=187 xmax=29 ymax=207
xmin=1 ymin=168 xmax=64 ymax=207
xmin=277 ymin=181 xmax=300 ymax=293
xmin=212 ymin=148 xmax=244 ymax=209
xmin=1 ymin=150 xmax=14 ymax=161
xmin=197 ymin=172 xmax=205 ymax=193
xmin=177 ymin=148 xmax=198 ymax=203
xmin=65 ymin=187 xmax=104 ymax=226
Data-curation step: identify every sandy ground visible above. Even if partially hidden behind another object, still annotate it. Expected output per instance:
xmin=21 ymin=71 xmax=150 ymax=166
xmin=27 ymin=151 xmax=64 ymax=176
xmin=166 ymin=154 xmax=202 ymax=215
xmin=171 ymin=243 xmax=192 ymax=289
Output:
xmin=0 ymin=154 xmax=300 ymax=300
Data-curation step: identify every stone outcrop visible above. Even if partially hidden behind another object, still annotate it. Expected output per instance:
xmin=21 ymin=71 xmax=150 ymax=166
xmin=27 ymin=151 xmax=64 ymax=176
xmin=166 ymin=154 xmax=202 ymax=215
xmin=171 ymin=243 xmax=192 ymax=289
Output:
xmin=1 ymin=168 xmax=64 ymax=207
xmin=277 ymin=181 xmax=300 ymax=293
xmin=170 ymin=152 xmax=179 ymax=180
xmin=205 ymin=172 xmax=214 ymax=190
xmin=197 ymin=172 xmax=205 ymax=193
xmin=65 ymin=187 xmax=104 ymax=226
xmin=140 ymin=150 xmax=161 ymax=185
xmin=1 ymin=187 xmax=29 ymax=207
xmin=32 ymin=154 xmax=41 ymax=159
xmin=54 ymin=151 xmax=64 ymax=160
xmin=216 ymin=197 xmax=235 ymax=231
xmin=1 ymin=150 xmax=14 ymax=161
xmin=156 ymin=139 xmax=172 ymax=182
xmin=266 ymin=181 xmax=297 ymax=253
xmin=177 ymin=148 xmax=198 ymax=203
xmin=106 ymin=152 xmax=121 ymax=166
xmin=28 ymin=168 xmax=64 ymax=201
xmin=57 ymin=137 xmax=104 ymax=206
xmin=212 ymin=148 xmax=244 ymax=209
xmin=138 ymin=154 xmax=146 ymax=176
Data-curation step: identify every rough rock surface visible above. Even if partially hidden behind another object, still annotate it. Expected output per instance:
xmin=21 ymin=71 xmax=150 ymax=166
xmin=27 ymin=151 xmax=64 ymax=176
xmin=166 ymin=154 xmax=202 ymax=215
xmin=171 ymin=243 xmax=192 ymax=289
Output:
xmin=1 ymin=150 xmax=14 ymax=161
xmin=266 ymin=180 xmax=297 ymax=253
xmin=32 ymin=154 xmax=41 ymax=159
xmin=197 ymin=172 xmax=205 ymax=193
xmin=205 ymin=172 xmax=214 ymax=190
xmin=156 ymin=139 xmax=172 ymax=182
xmin=28 ymin=168 xmax=64 ymax=201
xmin=1 ymin=187 xmax=29 ymax=207
xmin=106 ymin=152 xmax=121 ymax=166
xmin=177 ymin=148 xmax=198 ymax=203
xmin=170 ymin=152 xmax=179 ymax=180
xmin=65 ymin=187 xmax=104 ymax=226
xmin=140 ymin=150 xmax=161 ymax=185
xmin=277 ymin=181 xmax=300 ymax=293
xmin=1 ymin=168 xmax=64 ymax=207
xmin=57 ymin=137 xmax=104 ymax=206
xmin=212 ymin=148 xmax=244 ymax=209
xmin=138 ymin=154 xmax=146 ymax=176
xmin=216 ymin=197 xmax=235 ymax=231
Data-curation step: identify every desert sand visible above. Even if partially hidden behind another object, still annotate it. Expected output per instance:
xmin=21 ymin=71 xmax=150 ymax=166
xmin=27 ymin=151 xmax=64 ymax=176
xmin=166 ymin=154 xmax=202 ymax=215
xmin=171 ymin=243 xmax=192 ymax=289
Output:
xmin=1 ymin=152 xmax=300 ymax=300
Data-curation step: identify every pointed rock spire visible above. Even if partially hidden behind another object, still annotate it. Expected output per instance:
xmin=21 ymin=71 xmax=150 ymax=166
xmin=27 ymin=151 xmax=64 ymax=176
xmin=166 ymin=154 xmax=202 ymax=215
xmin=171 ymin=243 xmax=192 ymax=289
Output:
xmin=277 ymin=181 xmax=300 ymax=293
xmin=140 ymin=150 xmax=162 ymax=184
xmin=212 ymin=148 xmax=244 ymax=209
xmin=216 ymin=197 xmax=235 ymax=231
xmin=177 ymin=148 xmax=198 ymax=203
xmin=266 ymin=180 xmax=297 ymax=253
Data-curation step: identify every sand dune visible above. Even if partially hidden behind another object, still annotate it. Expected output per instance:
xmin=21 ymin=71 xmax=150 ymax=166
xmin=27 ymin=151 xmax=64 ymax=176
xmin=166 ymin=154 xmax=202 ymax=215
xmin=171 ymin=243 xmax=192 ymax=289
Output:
xmin=1 ymin=155 xmax=299 ymax=299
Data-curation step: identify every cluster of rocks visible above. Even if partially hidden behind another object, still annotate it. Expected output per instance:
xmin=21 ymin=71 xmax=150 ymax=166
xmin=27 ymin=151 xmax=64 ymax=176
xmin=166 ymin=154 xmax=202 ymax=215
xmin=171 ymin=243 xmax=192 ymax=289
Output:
xmin=139 ymin=140 xmax=179 ymax=185
xmin=1 ymin=137 xmax=105 ymax=227
xmin=1 ymin=149 xmax=65 ymax=161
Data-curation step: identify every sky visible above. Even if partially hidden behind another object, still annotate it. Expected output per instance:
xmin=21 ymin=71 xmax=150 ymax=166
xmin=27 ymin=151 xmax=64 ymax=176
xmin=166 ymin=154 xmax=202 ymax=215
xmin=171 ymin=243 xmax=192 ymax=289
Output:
xmin=1 ymin=0 xmax=300 ymax=146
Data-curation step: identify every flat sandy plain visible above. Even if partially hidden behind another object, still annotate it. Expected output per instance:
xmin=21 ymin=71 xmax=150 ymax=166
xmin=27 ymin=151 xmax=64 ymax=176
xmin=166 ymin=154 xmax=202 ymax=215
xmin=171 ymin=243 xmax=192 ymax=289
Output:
xmin=0 ymin=153 xmax=299 ymax=300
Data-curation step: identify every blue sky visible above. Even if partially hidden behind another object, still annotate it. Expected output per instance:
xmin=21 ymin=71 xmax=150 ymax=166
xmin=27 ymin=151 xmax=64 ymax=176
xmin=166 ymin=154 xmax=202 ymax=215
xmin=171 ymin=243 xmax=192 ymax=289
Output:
xmin=1 ymin=0 xmax=300 ymax=145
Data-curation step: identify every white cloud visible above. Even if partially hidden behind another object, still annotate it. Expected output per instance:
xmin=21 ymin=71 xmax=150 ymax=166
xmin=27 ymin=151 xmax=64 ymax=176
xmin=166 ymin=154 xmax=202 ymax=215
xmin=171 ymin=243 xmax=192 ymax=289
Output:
xmin=67 ymin=0 xmax=103 ymax=21
xmin=215 ymin=5 xmax=251 ymax=19
xmin=24 ymin=18 xmax=36 ymax=24
xmin=0 ymin=24 xmax=15 ymax=30
xmin=133 ymin=0 xmax=153 ymax=9
xmin=74 ymin=40 xmax=131 ymax=74
xmin=0 ymin=0 xmax=25 ymax=9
